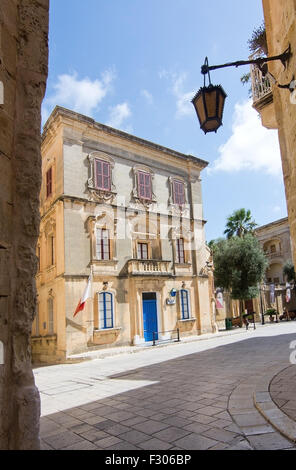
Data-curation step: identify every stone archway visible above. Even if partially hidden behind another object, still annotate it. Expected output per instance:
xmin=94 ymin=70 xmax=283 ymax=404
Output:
xmin=0 ymin=0 xmax=49 ymax=450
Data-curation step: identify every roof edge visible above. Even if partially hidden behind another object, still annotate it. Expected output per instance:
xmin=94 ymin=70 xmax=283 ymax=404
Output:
xmin=42 ymin=106 xmax=209 ymax=169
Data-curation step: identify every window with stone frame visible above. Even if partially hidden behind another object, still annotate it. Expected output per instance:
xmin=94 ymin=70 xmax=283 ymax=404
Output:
xmin=137 ymin=171 xmax=152 ymax=201
xmin=35 ymin=303 xmax=40 ymax=337
xmin=46 ymin=167 xmax=52 ymax=198
xmin=37 ymin=245 xmax=41 ymax=272
xmin=47 ymin=297 xmax=54 ymax=335
xmin=88 ymin=152 xmax=116 ymax=203
xmin=96 ymin=228 xmax=111 ymax=260
xmin=47 ymin=234 xmax=55 ymax=267
xmin=95 ymin=159 xmax=111 ymax=191
xmin=137 ymin=242 xmax=149 ymax=260
xmin=132 ymin=165 xmax=156 ymax=206
xmin=172 ymin=179 xmax=185 ymax=206
xmin=180 ymin=289 xmax=191 ymax=320
xmin=98 ymin=292 xmax=114 ymax=329
xmin=176 ymin=238 xmax=185 ymax=264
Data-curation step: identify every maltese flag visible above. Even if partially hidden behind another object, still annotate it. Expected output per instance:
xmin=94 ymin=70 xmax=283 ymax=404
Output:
xmin=74 ymin=274 xmax=92 ymax=317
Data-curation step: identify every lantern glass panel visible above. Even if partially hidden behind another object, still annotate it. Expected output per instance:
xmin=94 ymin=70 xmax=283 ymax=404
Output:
xmin=218 ymin=91 xmax=226 ymax=120
xmin=204 ymin=89 xmax=217 ymax=118
xmin=194 ymin=94 xmax=206 ymax=126
xmin=204 ymin=119 xmax=220 ymax=133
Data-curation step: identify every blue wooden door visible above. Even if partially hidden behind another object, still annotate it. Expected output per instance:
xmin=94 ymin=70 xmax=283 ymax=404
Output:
xmin=143 ymin=294 xmax=158 ymax=342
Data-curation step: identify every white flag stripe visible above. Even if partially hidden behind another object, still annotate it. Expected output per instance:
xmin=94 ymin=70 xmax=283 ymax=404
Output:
xmin=81 ymin=275 xmax=92 ymax=303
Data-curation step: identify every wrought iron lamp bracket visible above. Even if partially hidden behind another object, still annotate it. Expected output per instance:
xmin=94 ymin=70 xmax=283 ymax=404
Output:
xmin=201 ymin=44 xmax=292 ymax=76
xmin=202 ymin=57 xmax=212 ymax=87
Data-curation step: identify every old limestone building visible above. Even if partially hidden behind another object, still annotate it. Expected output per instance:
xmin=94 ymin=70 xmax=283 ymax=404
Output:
xmin=255 ymin=217 xmax=292 ymax=285
xmin=251 ymin=0 xmax=296 ymax=265
xmin=32 ymin=106 xmax=215 ymax=362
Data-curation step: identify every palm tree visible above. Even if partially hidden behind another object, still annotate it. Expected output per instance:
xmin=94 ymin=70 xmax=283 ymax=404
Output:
xmin=224 ymin=209 xmax=257 ymax=239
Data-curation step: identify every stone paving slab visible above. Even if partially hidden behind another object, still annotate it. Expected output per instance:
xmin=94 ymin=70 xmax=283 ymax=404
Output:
xmin=270 ymin=365 xmax=296 ymax=423
xmin=35 ymin=323 xmax=296 ymax=450
xmin=253 ymin=365 xmax=296 ymax=443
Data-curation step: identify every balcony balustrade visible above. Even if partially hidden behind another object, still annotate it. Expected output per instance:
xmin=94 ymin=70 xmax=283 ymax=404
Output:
xmin=250 ymin=52 xmax=272 ymax=104
xmin=128 ymin=259 xmax=171 ymax=276
xmin=264 ymin=250 xmax=283 ymax=259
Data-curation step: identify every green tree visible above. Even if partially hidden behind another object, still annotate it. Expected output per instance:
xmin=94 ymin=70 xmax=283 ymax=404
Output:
xmin=224 ymin=208 xmax=257 ymax=239
xmin=283 ymin=261 xmax=296 ymax=282
xmin=213 ymin=235 xmax=268 ymax=314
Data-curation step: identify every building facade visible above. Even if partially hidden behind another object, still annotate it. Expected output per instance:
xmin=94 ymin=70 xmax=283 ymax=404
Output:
xmin=252 ymin=0 xmax=296 ymax=265
xmin=32 ymin=107 xmax=215 ymax=363
xmin=255 ymin=217 xmax=292 ymax=284
xmin=215 ymin=217 xmax=294 ymax=327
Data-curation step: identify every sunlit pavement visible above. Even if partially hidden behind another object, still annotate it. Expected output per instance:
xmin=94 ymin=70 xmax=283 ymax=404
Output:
xmin=34 ymin=322 xmax=296 ymax=450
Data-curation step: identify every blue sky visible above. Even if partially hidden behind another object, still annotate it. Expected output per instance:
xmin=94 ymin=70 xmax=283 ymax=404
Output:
xmin=43 ymin=0 xmax=287 ymax=242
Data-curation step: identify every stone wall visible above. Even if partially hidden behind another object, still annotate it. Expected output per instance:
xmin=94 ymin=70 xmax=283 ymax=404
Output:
xmin=262 ymin=0 xmax=296 ymax=264
xmin=0 ymin=0 xmax=49 ymax=449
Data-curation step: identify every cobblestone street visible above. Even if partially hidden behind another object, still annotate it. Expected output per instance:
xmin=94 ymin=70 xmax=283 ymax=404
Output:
xmin=34 ymin=323 xmax=296 ymax=450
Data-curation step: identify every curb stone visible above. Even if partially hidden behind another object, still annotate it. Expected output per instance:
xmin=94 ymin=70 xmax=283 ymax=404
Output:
xmin=254 ymin=365 xmax=296 ymax=443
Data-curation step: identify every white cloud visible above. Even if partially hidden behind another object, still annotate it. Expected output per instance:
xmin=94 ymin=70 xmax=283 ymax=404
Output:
xmin=210 ymin=100 xmax=282 ymax=176
xmin=42 ymin=69 xmax=115 ymax=123
xmin=106 ymin=102 xmax=132 ymax=131
xmin=159 ymin=70 xmax=194 ymax=118
xmin=141 ymin=89 xmax=153 ymax=105
xmin=171 ymin=73 xmax=194 ymax=118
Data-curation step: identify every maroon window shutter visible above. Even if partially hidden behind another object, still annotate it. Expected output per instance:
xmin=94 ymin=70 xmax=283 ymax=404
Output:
xmin=102 ymin=162 xmax=111 ymax=190
xmin=138 ymin=171 xmax=146 ymax=198
xmin=46 ymin=168 xmax=52 ymax=198
xmin=95 ymin=160 xmax=103 ymax=189
xmin=144 ymin=173 xmax=152 ymax=200
xmin=173 ymin=180 xmax=178 ymax=204
xmin=179 ymin=182 xmax=185 ymax=204
xmin=173 ymin=180 xmax=185 ymax=205
xmin=138 ymin=171 xmax=152 ymax=200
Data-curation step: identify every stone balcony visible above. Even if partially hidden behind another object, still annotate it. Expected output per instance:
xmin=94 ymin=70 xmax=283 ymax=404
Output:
xmin=250 ymin=52 xmax=277 ymax=129
xmin=127 ymin=259 xmax=172 ymax=276
xmin=265 ymin=250 xmax=283 ymax=260
xmin=251 ymin=62 xmax=272 ymax=104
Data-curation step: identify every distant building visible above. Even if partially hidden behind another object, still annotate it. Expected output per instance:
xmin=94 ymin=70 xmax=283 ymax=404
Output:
xmin=32 ymin=106 xmax=215 ymax=363
xmin=255 ymin=217 xmax=292 ymax=284
xmin=215 ymin=217 xmax=293 ymax=328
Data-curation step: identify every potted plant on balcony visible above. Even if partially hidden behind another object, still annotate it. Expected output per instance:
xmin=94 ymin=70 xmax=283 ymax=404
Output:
xmin=248 ymin=23 xmax=268 ymax=56
xmin=241 ymin=22 xmax=268 ymax=92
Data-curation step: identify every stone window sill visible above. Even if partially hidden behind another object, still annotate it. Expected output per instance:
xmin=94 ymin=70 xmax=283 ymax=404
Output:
xmin=92 ymin=259 xmax=118 ymax=265
xmin=94 ymin=327 xmax=121 ymax=333
xmin=31 ymin=334 xmax=57 ymax=340
xmin=178 ymin=318 xmax=196 ymax=322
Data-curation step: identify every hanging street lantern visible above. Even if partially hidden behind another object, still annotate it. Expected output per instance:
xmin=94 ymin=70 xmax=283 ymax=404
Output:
xmin=192 ymin=58 xmax=227 ymax=134
xmin=192 ymin=46 xmax=293 ymax=134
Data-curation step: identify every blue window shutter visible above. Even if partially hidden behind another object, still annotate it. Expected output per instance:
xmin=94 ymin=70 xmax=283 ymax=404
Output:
xmin=99 ymin=292 xmax=114 ymax=329
xmin=181 ymin=290 xmax=190 ymax=320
